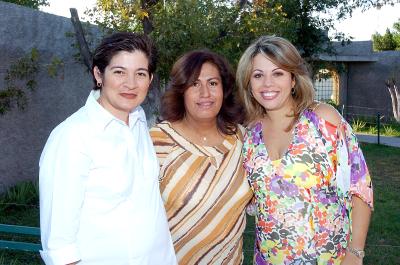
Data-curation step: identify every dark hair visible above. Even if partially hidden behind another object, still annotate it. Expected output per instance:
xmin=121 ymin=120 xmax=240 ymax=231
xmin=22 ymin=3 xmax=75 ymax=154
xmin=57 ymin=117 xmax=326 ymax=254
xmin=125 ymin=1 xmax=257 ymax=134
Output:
xmin=161 ymin=49 xmax=243 ymax=135
xmin=91 ymin=32 xmax=157 ymax=90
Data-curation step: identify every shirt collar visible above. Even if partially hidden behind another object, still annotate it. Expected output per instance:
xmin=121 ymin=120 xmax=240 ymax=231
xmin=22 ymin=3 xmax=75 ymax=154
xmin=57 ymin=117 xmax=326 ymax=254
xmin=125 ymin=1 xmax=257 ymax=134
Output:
xmin=85 ymin=90 xmax=148 ymax=131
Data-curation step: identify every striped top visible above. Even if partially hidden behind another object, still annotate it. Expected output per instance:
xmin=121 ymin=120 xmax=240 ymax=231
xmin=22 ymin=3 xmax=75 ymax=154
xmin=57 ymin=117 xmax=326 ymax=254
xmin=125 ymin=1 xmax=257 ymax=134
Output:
xmin=150 ymin=121 xmax=253 ymax=265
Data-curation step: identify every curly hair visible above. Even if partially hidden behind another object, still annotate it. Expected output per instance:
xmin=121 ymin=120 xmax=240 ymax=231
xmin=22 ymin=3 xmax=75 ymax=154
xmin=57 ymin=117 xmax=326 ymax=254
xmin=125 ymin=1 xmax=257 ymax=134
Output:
xmin=160 ymin=49 xmax=243 ymax=135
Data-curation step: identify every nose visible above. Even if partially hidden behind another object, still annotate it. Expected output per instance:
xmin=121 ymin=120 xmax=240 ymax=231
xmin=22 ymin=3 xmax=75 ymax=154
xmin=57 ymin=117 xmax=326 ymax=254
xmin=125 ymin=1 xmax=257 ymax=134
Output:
xmin=199 ymin=83 xmax=211 ymax=97
xmin=126 ymin=74 xmax=137 ymax=90
xmin=263 ymin=75 xmax=273 ymax=87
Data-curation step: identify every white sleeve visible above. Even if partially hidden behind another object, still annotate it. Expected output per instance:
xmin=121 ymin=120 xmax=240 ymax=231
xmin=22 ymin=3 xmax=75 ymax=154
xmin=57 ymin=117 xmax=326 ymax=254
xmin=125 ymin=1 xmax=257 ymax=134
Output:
xmin=39 ymin=124 xmax=90 ymax=265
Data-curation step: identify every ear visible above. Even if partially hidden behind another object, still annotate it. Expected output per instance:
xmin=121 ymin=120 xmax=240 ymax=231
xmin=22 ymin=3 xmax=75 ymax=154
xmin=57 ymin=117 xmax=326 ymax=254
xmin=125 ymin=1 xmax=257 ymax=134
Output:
xmin=149 ymin=73 xmax=154 ymax=83
xmin=291 ymin=76 xmax=296 ymax=89
xmin=93 ymin=66 xmax=103 ymax=84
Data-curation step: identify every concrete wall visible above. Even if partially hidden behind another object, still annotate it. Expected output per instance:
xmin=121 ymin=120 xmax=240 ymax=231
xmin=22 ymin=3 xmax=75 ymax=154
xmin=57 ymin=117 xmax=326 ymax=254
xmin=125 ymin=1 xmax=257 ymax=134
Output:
xmin=0 ymin=2 xmax=158 ymax=192
xmin=327 ymin=41 xmax=400 ymax=120
xmin=344 ymin=51 xmax=400 ymax=120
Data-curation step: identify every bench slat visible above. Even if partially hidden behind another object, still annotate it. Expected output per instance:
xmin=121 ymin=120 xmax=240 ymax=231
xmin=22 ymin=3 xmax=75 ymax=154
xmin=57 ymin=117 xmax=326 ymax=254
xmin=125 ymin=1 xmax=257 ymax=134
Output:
xmin=0 ymin=240 xmax=41 ymax=252
xmin=0 ymin=224 xmax=40 ymax=235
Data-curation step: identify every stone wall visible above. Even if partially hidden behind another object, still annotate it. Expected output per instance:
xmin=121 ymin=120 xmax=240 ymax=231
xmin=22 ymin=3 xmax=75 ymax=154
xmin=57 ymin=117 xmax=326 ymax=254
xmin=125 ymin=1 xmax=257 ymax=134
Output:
xmin=0 ymin=2 xmax=158 ymax=192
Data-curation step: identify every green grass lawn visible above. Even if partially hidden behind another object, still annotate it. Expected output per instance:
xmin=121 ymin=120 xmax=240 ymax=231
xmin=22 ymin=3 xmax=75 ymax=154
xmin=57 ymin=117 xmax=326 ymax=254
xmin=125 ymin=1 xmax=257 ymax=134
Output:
xmin=1 ymin=143 xmax=399 ymax=264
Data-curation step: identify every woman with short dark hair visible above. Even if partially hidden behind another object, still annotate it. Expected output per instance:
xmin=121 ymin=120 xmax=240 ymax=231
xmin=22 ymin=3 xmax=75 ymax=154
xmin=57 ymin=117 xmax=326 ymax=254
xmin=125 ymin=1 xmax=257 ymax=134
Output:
xmin=150 ymin=49 xmax=253 ymax=264
xmin=39 ymin=32 xmax=177 ymax=265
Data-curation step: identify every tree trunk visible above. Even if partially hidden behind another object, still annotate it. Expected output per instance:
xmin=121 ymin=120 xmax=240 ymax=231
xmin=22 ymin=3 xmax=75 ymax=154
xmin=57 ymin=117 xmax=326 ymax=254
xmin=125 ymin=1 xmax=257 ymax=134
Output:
xmin=70 ymin=8 xmax=92 ymax=72
xmin=387 ymin=83 xmax=400 ymax=122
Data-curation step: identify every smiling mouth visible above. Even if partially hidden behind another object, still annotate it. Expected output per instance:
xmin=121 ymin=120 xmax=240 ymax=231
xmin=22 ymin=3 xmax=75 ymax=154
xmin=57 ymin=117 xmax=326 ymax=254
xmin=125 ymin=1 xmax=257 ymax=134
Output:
xmin=197 ymin=102 xmax=214 ymax=108
xmin=261 ymin=91 xmax=279 ymax=99
xmin=120 ymin=93 xmax=137 ymax=99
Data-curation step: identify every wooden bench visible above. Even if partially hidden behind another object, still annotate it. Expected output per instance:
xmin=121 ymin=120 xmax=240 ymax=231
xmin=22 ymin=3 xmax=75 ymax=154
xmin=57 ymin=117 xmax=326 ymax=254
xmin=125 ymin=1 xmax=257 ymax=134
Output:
xmin=0 ymin=224 xmax=41 ymax=252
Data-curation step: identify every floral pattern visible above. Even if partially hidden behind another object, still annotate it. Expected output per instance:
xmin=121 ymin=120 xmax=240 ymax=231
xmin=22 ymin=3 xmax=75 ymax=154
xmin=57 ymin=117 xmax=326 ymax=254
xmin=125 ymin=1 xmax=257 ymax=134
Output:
xmin=243 ymin=109 xmax=373 ymax=265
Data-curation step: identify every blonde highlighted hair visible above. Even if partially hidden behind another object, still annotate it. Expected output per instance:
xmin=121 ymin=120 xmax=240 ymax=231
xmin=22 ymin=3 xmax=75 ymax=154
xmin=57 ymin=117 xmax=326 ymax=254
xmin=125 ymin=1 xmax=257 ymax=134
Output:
xmin=236 ymin=35 xmax=315 ymax=125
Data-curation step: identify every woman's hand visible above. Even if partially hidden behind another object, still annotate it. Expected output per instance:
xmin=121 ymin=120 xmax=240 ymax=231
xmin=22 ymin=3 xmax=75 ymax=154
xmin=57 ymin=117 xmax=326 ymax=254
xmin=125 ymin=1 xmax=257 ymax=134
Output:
xmin=341 ymin=251 xmax=363 ymax=265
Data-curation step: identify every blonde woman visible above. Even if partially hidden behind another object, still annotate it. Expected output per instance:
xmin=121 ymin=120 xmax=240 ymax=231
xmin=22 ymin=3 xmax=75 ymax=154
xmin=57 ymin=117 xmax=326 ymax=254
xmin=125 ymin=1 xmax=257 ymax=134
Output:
xmin=236 ymin=36 xmax=373 ymax=265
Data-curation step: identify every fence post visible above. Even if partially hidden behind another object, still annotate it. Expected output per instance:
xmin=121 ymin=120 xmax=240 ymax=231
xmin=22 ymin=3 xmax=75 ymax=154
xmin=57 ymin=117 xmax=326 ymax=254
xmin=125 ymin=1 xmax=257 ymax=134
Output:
xmin=377 ymin=113 xmax=380 ymax=145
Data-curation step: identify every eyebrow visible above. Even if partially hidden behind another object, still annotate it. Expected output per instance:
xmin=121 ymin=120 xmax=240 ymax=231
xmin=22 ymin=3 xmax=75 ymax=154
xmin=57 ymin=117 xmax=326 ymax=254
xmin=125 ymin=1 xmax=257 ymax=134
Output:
xmin=207 ymin=77 xmax=221 ymax=81
xmin=109 ymin=66 xmax=149 ymax=72
xmin=195 ymin=76 xmax=221 ymax=82
xmin=252 ymin=67 xmax=281 ymax=72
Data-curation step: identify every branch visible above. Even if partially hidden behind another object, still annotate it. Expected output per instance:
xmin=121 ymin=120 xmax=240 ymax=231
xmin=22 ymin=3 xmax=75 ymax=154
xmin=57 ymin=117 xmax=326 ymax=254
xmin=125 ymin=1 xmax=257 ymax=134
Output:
xmin=141 ymin=0 xmax=158 ymax=35
xmin=70 ymin=8 xmax=92 ymax=72
xmin=387 ymin=83 xmax=400 ymax=122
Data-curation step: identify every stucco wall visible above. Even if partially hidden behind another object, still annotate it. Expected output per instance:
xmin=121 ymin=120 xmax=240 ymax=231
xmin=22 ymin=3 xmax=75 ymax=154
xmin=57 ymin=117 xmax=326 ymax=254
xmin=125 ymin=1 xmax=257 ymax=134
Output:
xmin=0 ymin=2 xmax=158 ymax=192
xmin=345 ymin=51 xmax=400 ymax=119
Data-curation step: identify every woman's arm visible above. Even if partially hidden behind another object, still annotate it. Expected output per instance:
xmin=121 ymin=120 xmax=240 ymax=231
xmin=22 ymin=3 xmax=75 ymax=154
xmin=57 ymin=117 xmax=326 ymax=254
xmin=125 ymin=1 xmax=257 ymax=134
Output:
xmin=39 ymin=125 xmax=90 ymax=265
xmin=314 ymin=104 xmax=373 ymax=265
xmin=341 ymin=196 xmax=371 ymax=265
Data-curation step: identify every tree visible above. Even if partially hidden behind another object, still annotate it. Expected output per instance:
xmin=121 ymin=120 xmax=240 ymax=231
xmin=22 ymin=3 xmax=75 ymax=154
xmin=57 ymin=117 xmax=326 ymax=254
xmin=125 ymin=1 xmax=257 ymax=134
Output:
xmin=372 ymin=20 xmax=400 ymax=51
xmin=86 ymin=0 xmax=288 ymax=81
xmin=385 ymin=79 xmax=400 ymax=123
xmin=84 ymin=0 xmax=386 ymax=81
xmin=1 ymin=0 xmax=48 ymax=9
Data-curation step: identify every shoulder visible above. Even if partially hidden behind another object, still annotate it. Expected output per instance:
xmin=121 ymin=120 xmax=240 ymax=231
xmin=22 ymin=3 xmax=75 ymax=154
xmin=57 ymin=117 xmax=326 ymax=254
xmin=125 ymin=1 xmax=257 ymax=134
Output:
xmin=237 ymin=124 xmax=245 ymax=134
xmin=149 ymin=121 xmax=174 ymax=143
xmin=313 ymin=103 xmax=342 ymax=127
xmin=244 ymin=120 xmax=262 ymax=134
xmin=48 ymin=107 xmax=90 ymax=143
xmin=40 ymin=108 xmax=90 ymax=163
xmin=150 ymin=121 xmax=169 ymax=135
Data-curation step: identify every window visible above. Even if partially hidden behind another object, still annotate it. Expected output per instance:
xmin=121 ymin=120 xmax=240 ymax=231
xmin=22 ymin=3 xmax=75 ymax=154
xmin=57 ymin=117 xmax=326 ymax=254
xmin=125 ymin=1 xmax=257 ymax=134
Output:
xmin=314 ymin=69 xmax=339 ymax=104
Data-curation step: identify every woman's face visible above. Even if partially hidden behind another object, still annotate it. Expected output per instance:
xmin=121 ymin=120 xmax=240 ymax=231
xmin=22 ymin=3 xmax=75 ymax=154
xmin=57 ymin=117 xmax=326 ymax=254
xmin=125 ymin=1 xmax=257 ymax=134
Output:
xmin=250 ymin=53 xmax=295 ymax=113
xmin=94 ymin=50 xmax=152 ymax=122
xmin=183 ymin=62 xmax=223 ymax=124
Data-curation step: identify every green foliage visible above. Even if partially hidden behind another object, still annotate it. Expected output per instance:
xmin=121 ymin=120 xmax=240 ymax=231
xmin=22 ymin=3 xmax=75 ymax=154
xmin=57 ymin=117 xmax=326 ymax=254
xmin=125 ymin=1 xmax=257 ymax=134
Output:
xmin=0 ymin=48 xmax=40 ymax=115
xmin=0 ymin=180 xmax=40 ymax=264
xmin=46 ymin=56 xmax=64 ymax=78
xmin=0 ymin=48 xmax=65 ymax=115
xmin=85 ymin=0 xmax=289 ymax=81
xmin=383 ymin=124 xmax=398 ymax=136
xmin=350 ymin=117 xmax=400 ymax=137
xmin=0 ymin=181 xmax=38 ymax=211
xmin=1 ymin=0 xmax=49 ymax=9
xmin=351 ymin=118 xmax=367 ymax=132
xmin=368 ymin=126 xmax=378 ymax=135
xmin=150 ymin=0 xmax=288 ymax=81
xmin=85 ymin=0 xmax=383 ymax=82
xmin=372 ymin=20 xmax=400 ymax=51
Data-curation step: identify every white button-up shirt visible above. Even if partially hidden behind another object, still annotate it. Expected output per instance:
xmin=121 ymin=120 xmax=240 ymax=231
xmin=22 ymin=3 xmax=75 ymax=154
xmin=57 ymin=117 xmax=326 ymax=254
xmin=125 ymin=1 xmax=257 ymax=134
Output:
xmin=39 ymin=90 xmax=177 ymax=265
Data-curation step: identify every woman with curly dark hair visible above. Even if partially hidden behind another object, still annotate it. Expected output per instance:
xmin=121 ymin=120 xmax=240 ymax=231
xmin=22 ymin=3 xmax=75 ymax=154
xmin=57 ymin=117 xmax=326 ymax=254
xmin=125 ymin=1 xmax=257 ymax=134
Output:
xmin=150 ymin=50 xmax=253 ymax=264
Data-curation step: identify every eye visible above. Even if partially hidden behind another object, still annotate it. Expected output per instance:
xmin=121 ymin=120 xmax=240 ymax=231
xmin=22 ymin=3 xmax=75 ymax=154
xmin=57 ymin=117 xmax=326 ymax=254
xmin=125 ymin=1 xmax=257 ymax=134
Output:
xmin=253 ymin=73 xmax=262 ymax=79
xmin=193 ymin=81 xmax=201 ymax=87
xmin=272 ymin=71 xmax=284 ymax=77
xmin=114 ymin=70 xmax=125 ymax=75
xmin=137 ymin=71 xmax=148 ymax=77
xmin=209 ymin=81 xmax=218 ymax=86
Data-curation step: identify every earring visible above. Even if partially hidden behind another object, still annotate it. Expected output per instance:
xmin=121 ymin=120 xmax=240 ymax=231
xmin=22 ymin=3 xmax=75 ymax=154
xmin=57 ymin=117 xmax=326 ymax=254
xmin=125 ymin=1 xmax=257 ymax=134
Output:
xmin=291 ymin=87 xmax=295 ymax=95
xmin=97 ymin=82 xmax=102 ymax=88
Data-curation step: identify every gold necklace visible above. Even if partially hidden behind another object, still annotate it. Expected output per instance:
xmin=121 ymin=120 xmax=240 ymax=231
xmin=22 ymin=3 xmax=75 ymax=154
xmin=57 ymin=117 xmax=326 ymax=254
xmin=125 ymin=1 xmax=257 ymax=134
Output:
xmin=182 ymin=118 xmax=219 ymax=145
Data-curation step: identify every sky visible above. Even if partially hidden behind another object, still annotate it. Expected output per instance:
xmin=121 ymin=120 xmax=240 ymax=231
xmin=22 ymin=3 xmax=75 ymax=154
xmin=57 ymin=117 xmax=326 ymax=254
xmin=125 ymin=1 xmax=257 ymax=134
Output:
xmin=40 ymin=1 xmax=400 ymax=41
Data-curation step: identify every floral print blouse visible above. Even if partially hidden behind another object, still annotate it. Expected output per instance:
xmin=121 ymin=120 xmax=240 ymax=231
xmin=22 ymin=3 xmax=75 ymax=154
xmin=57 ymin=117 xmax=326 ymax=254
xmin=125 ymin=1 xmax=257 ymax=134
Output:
xmin=243 ymin=109 xmax=373 ymax=265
